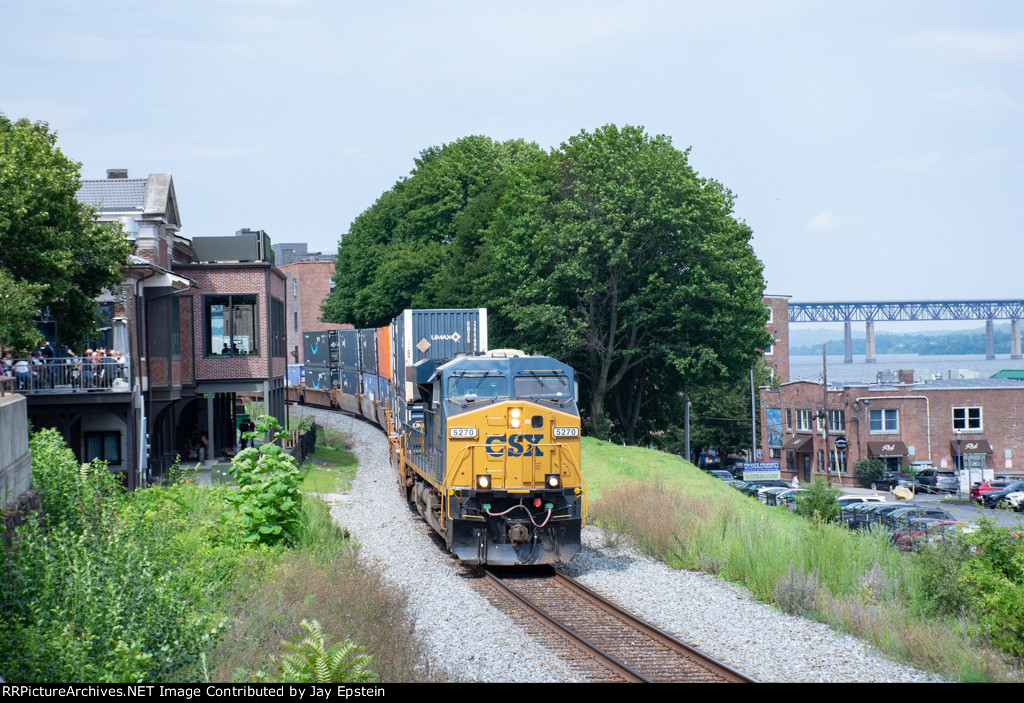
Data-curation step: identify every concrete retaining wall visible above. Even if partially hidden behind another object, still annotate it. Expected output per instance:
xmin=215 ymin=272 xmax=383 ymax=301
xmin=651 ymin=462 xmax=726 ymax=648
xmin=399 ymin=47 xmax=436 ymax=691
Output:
xmin=0 ymin=394 xmax=31 ymax=507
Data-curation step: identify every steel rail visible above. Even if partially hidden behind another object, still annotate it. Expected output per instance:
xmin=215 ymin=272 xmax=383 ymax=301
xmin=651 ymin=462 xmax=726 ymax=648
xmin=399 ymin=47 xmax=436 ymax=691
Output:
xmin=483 ymin=566 xmax=757 ymax=683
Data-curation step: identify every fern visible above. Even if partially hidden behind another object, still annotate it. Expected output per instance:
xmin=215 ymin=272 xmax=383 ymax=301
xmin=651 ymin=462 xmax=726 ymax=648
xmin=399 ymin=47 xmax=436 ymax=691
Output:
xmin=271 ymin=620 xmax=378 ymax=683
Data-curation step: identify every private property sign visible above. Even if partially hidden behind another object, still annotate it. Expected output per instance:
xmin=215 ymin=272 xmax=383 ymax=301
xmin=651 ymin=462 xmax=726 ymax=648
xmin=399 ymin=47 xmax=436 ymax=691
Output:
xmin=742 ymin=461 xmax=781 ymax=481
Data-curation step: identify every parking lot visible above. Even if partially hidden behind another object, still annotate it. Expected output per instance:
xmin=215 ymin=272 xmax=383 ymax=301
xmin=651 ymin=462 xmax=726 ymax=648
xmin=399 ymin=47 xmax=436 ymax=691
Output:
xmin=836 ymin=485 xmax=1024 ymax=529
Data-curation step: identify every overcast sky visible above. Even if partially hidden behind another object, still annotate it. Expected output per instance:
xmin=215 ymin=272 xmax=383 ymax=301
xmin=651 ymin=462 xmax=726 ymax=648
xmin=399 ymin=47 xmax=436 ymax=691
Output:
xmin=3 ymin=0 xmax=1022 ymax=314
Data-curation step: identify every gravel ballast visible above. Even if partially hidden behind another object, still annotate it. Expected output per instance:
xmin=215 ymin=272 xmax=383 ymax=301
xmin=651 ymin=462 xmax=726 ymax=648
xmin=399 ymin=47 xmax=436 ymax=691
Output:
xmin=300 ymin=406 xmax=947 ymax=683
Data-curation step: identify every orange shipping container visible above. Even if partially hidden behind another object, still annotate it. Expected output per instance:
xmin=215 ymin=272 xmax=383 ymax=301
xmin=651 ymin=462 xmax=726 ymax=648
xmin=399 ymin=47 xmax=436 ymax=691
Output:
xmin=376 ymin=325 xmax=391 ymax=380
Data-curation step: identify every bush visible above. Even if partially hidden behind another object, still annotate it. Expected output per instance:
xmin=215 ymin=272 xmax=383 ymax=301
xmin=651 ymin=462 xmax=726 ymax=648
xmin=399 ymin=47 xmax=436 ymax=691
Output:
xmin=854 ymin=458 xmax=885 ymax=488
xmin=1 ymin=430 xmax=225 ymax=682
xmin=222 ymin=415 xmax=303 ymax=547
xmin=794 ymin=479 xmax=841 ymax=522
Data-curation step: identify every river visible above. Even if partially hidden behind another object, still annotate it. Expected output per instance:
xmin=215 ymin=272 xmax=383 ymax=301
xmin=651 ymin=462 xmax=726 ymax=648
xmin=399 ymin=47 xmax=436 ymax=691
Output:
xmin=788 ymin=353 xmax=1024 ymax=385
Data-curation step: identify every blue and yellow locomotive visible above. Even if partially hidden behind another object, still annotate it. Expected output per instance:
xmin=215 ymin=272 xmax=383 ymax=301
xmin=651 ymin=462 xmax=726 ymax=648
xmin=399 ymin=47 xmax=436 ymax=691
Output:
xmin=396 ymin=351 xmax=586 ymax=565
xmin=291 ymin=309 xmax=587 ymax=566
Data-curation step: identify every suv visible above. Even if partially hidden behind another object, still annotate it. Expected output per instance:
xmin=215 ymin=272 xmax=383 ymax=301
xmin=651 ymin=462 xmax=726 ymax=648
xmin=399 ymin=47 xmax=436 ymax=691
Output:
xmin=914 ymin=468 xmax=959 ymax=494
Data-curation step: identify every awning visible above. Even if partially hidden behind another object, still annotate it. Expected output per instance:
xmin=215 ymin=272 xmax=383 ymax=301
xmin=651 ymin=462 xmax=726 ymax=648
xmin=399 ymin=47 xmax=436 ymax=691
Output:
xmin=782 ymin=435 xmax=814 ymax=451
xmin=950 ymin=438 xmax=993 ymax=455
xmin=867 ymin=440 xmax=908 ymax=457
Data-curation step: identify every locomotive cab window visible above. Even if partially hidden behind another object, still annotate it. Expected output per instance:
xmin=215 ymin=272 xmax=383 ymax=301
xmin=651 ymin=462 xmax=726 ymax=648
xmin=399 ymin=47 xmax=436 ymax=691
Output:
xmin=447 ymin=374 xmax=507 ymax=400
xmin=514 ymin=374 xmax=571 ymax=398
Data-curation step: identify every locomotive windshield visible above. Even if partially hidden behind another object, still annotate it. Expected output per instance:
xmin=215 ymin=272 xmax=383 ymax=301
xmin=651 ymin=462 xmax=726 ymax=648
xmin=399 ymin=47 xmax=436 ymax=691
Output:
xmin=514 ymin=374 xmax=571 ymax=398
xmin=447 ymin=373 xmax=507 ymax=400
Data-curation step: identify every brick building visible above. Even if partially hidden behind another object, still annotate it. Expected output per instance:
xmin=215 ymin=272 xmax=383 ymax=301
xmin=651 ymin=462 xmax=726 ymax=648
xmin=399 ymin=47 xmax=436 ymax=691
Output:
xmin=760 ymin=376 xmax=1024 ymax=486
xmin=763 ymin=295 xmax=791 ymax=384
xmin=21 ymin=170 xmax=287 ymax=487
xmin=279 ymin=260 xmax=352 ymax=365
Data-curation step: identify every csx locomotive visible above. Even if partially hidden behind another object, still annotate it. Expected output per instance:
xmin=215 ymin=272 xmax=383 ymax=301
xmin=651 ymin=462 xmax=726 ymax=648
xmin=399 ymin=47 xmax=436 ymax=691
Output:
xmin=290 ymin=309 xmax=587 ymax=566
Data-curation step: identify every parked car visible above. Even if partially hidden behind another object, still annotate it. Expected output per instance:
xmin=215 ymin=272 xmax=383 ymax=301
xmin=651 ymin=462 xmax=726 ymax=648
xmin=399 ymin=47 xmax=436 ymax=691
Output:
xmin=708 ymin=469 xmax=735 ymax=482
xmin=847 ymin=503 xmax=895 ymax=530
xmin=760 ymin=486 xmax=791 ymax=504
xmin=721 ymin=456 xmax=746 ymax=477
xmin=741 ymin=480 xmax=789 ymax=497
xmin=893 ymin=520 xmax=970 ymax=552
xmin=980 ymin=481 xmax=1024 ymax=509
xmin=837 ymin=494 xmax=887 ymax=507
xmin=775 ymin=488 xmax=808 ymax=511
xmin=881 ymin=505 xmax=956 ymax=529
xmin=1004 ymin=491 xmax=1024 ymax=512
xmin=913 ymin=468 xmax=959 ymax=494
xmin=970 ymin=480 xmax=1012 ymax=504
xmin=868 ymin=472 xmax=912 ymax=491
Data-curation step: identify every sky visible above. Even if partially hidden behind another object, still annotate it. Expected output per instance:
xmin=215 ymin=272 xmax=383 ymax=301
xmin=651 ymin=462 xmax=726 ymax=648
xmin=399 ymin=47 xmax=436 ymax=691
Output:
xmin=3 ymin=0 xmax=1023 ymax=321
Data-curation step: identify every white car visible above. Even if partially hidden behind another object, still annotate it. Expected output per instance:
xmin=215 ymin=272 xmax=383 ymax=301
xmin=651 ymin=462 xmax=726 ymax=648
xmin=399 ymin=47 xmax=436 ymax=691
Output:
xmin=836 ymin=495 xmax=886 ymax=506
xmin=1004 ymin=491 xmax=1024 ymax=512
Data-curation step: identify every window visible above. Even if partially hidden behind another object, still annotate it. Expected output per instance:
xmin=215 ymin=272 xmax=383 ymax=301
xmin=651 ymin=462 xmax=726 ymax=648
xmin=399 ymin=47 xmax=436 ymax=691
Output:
xmin=271 ymin=297 xmax=285 ymax=358
xmin=292 ymin=278 xmax=298 ymax=297
xmin=294 ymin=311 xmax=299 ymax=331
xmin=85 ymin=431 xmax=121 ymax=466
xmin=205 ymin=295 xmax=258 ymax=356
xmin=796 ymin=409 xmax=812 ymax=432
xmin=828 ymin=449 xmax=847 ymax=473
xmin=513 ymin=375 xmax=571 ymax=398
xmin=447 ymin=374 xmax=507 ymax=399
xmin=786 ymin=450 xmax=794 ymax=470
xmin=769 ymin=447 xmax=781 ymax=459
xmin=786 ymin=409 xmax=792 ymax=432
xmin=828 ymin=409 xmax=845 ymax=433
xmin=952 ymin=407 xmax=982 ymax=431
xmin=817 ymin=449 xmax=825 ymax=471
xmin=766 ymin=304 xmax=773 ymax=324
xmin=869 ymin=408 xmax=898 ymax=433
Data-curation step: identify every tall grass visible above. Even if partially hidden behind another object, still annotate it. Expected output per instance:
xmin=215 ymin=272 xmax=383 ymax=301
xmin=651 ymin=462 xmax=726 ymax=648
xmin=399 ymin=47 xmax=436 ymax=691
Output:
xmin=584 ymin=439 xmax=1021 ymax=682
xmin=212 ymin=496 xmax=441 ymax=682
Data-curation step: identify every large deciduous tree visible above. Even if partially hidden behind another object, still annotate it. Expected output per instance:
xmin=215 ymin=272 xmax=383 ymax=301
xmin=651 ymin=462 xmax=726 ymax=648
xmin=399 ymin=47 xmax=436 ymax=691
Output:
xmin=321 ymin=135 xmax=544 ymax=327
xmin=0 ymin=115 xmax=131 ymax=351
xmin=486 ymin=125 xmax=771 ymax=441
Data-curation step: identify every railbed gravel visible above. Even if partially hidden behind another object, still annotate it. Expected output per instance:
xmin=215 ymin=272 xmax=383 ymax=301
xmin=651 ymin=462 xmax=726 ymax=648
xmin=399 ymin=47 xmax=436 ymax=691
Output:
xmin=300 ymin=406 xmax=948 ymax=684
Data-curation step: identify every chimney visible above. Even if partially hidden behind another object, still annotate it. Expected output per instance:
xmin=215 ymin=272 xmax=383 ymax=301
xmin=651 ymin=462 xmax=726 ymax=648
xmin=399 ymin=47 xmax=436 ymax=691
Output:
xmin=898 ymin=369 xmax=915 ymax=384
xmin=107 ymin=169 xmax=128 ymax=179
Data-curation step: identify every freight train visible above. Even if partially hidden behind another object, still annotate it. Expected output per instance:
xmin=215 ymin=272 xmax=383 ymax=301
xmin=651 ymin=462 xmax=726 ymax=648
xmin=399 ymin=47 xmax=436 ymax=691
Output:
xmin=286 ymin=308 xmax=587 ymax=566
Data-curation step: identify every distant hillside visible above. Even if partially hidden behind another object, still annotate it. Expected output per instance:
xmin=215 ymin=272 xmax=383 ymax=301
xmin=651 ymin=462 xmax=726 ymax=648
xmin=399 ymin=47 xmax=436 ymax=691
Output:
xmin=790 ymin=324 xmax=1014 ymax=356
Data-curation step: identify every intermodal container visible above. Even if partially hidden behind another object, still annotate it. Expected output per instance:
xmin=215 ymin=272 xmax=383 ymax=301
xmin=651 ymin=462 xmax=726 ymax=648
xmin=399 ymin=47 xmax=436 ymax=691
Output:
xmin=391 ymin=308 xmax=488 ymax=401
xmin=338 ymin=329 xmax=359 ymax=371
xmin=358 ymin=328 xmax=378 ymax=374
xmin=303 ymin=331 xmax=330 ymax=367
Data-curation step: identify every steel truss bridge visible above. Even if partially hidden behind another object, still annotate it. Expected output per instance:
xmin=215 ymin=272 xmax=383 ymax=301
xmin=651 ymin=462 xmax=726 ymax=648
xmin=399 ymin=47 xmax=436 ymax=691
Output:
xmin=786 ymin=299 xmax=1024 ymax=363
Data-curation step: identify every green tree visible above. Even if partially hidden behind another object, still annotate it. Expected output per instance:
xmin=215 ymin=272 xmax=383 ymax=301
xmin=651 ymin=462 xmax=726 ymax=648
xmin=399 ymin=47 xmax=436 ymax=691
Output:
xmin=486 ymin=125 xmax=771 ymax=441
xmin=794 ymin=479 xmax=840 ymax=522
xmin=321 ymin=136 xmax=544 ymax=327
xmin=0 ymin=115 xmax=131 ymax=351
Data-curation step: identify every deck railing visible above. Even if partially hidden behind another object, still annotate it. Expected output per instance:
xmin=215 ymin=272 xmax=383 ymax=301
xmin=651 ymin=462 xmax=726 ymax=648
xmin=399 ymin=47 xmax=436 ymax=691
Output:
xmin=2 ymin=357 xmax=131 ymax=395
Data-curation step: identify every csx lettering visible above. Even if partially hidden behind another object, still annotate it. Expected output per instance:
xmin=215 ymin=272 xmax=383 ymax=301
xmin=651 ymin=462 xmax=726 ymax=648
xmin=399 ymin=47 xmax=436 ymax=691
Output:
xmin=485 ymin=434 xmax=544 ymax=457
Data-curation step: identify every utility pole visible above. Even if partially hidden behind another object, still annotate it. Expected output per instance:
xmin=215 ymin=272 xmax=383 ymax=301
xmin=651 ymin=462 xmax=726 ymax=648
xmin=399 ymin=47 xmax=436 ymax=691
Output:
xmin=822 ymin=344 xmax=832 ymax=485
xmin=750 ymin=366 xmax=756 ymax=461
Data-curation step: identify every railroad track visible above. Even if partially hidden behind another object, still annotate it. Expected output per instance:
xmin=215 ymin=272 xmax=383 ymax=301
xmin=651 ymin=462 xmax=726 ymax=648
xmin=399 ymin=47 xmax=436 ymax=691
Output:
xmin=478 ymin=565 xmax=756 ymax=683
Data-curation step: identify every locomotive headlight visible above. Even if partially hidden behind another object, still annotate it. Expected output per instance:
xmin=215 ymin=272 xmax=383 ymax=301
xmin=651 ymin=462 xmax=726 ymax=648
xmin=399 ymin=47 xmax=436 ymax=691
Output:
xmin=545 ymin=473 xmax=561 ymax=489
xmin=476 ymin=474 xmax=491 ymax=490
xmin=509 ymin=407 xmax=522 ymax=428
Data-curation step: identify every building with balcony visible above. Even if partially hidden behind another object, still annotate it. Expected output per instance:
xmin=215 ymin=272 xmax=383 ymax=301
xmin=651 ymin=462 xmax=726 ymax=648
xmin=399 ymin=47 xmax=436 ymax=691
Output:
xmin=16 ymin=170 xmax=287 ymax=488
